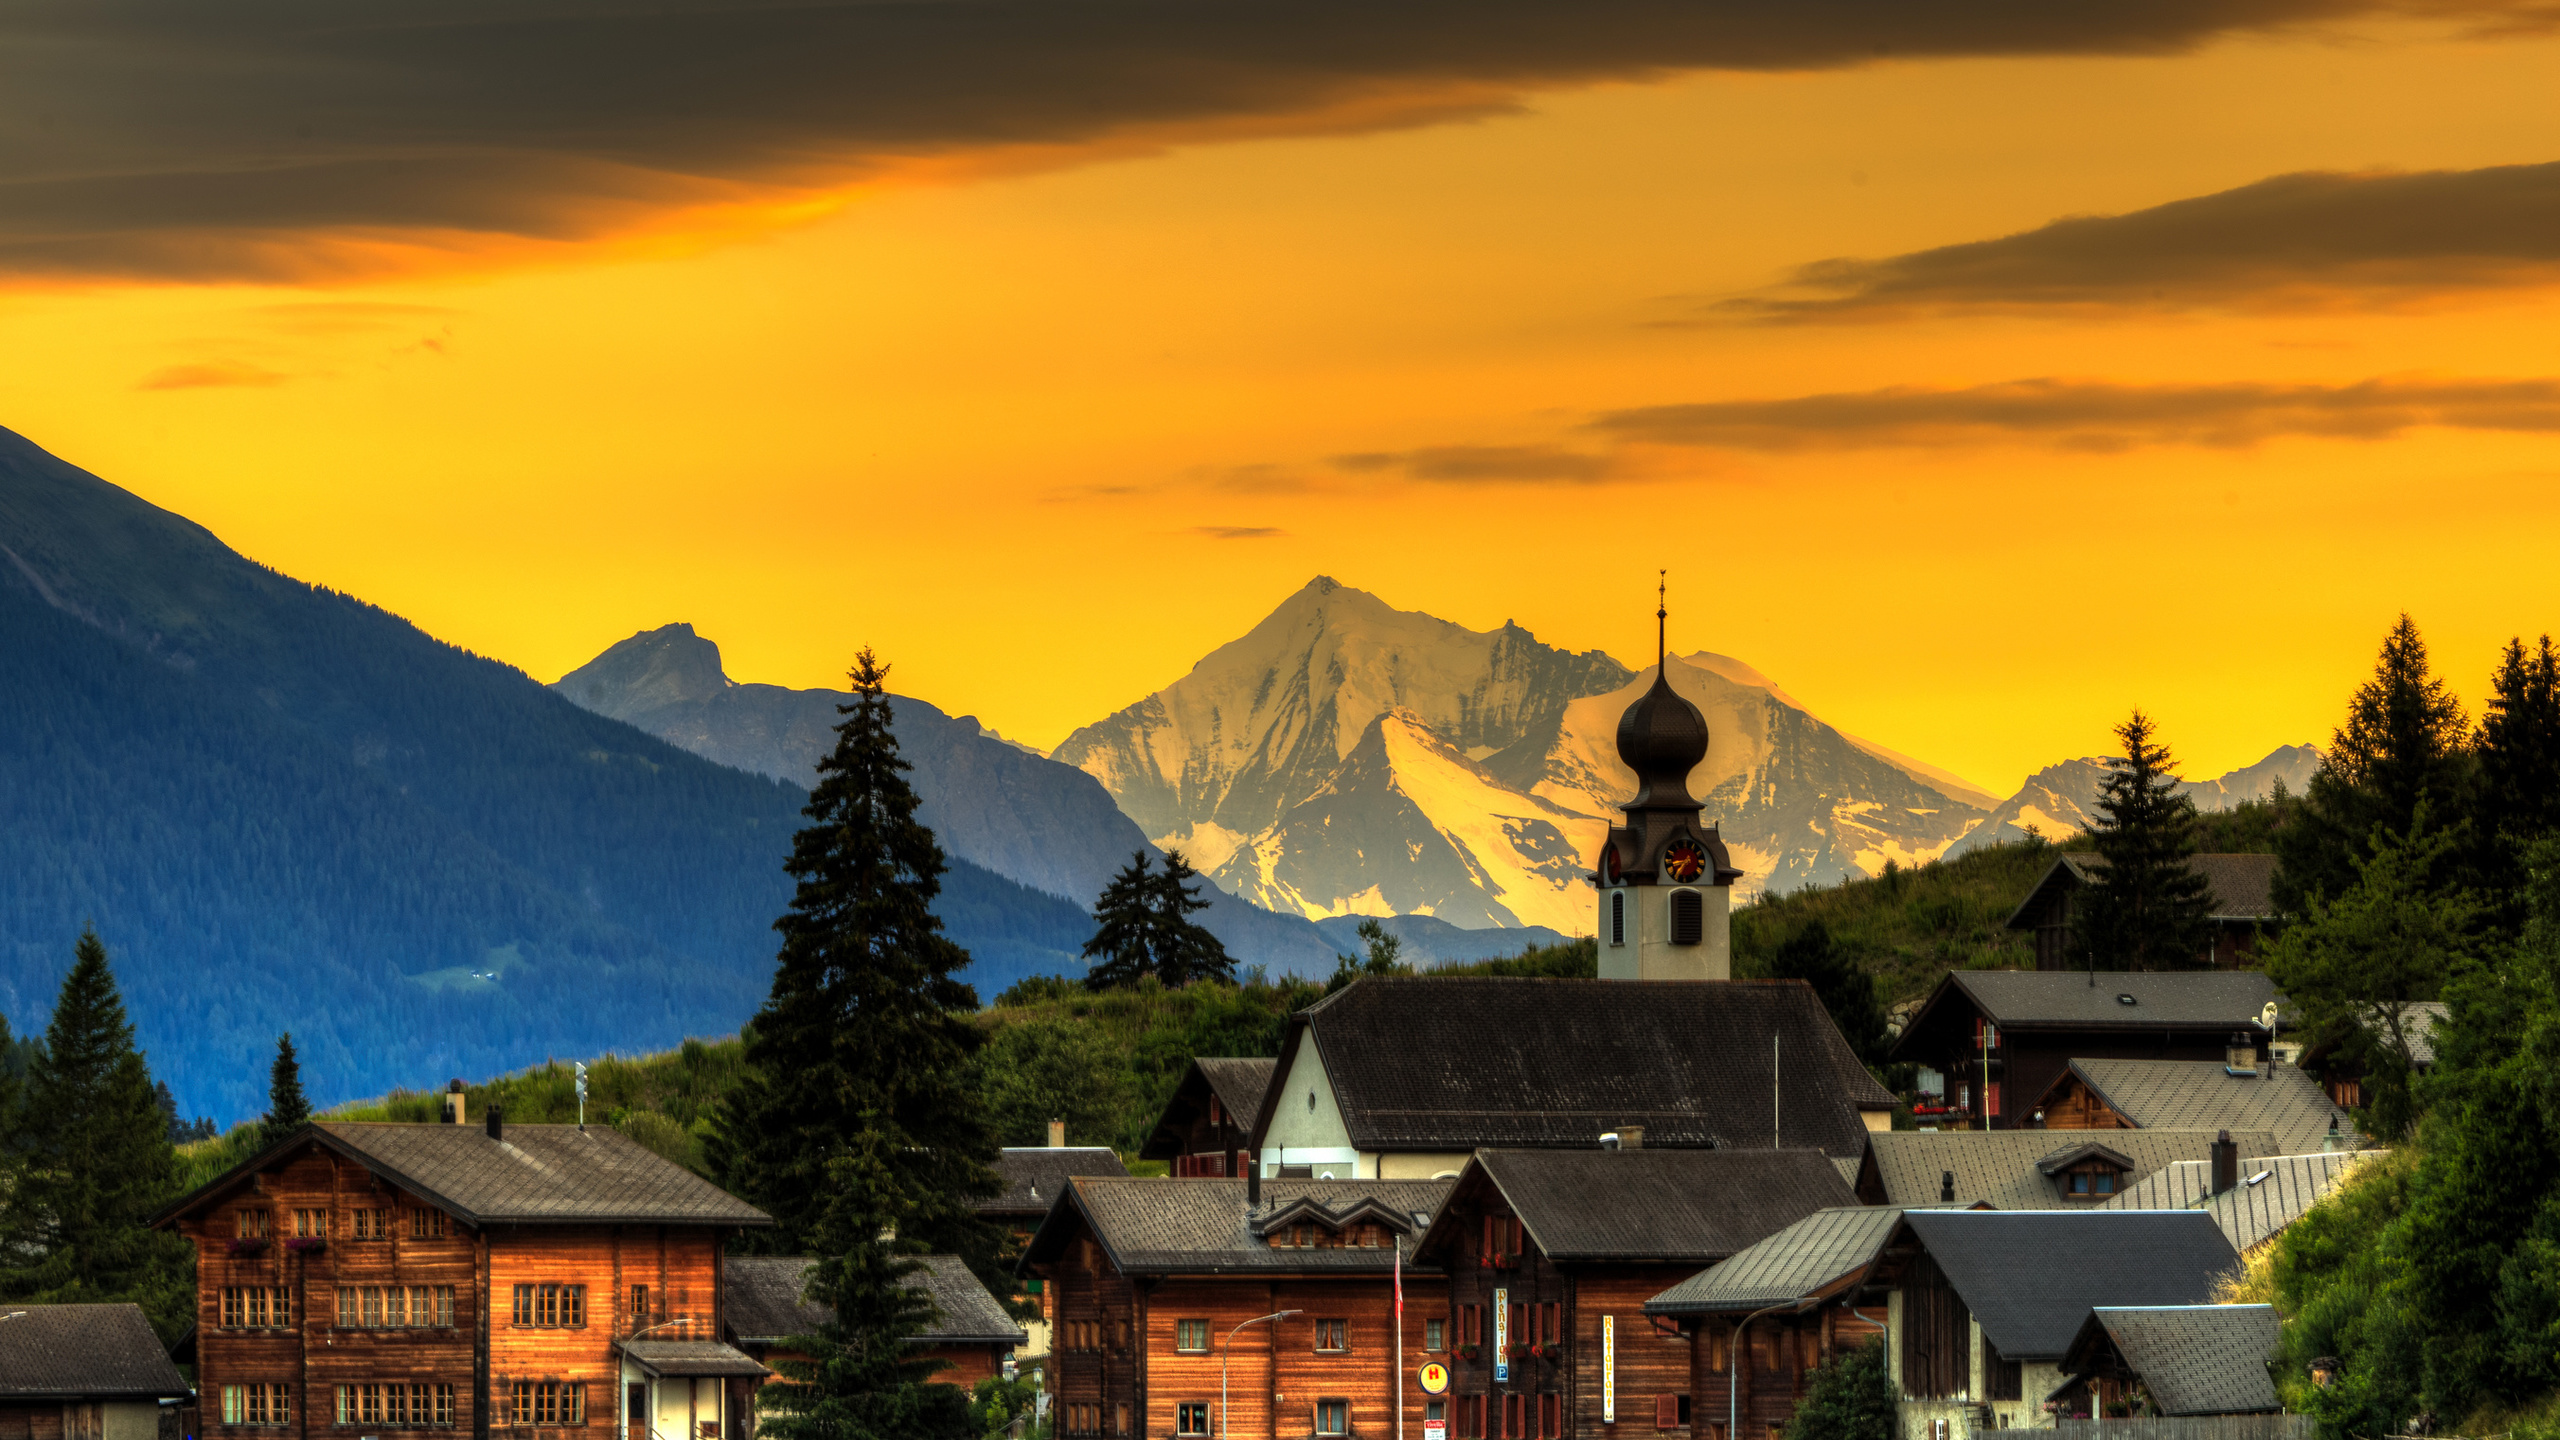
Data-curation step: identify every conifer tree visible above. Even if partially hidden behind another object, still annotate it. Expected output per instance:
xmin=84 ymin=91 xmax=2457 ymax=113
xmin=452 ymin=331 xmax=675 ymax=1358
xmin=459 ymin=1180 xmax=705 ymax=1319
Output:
xmin=1150 ymin=850 xmax=1234 ymax=986
xmin=0 ymin=931 xmax=193 ymax=1336
xmin=707 ymin=649 xmax=1003 ymax=1283
xmin=263 ymin=1033 xmax=312 ymax=1145
xmin=1081 ymin=852 xmax=1158 ymax=990
xmin=755 ymin=1132 xmax=975 ymax=1440
xmin=2072 ymin=710 xmax=2217 ymax=970
xmin=2277 ymin=616 xmax=2474 ymax=911
xmin=2479 ymin=635 xmax=2560 ymax=849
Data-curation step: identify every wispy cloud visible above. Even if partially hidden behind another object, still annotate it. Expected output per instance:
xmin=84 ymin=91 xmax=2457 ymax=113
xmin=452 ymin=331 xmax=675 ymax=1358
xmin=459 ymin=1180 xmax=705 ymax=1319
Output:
xmin=1334 ymin=444 xmax=1625 ymax=484
xmin=1708 ymin=161 xmax=2560 ymax=323
xmin=4 ymin=0 xmax=2551 ymax=282
xmin=1588 ymin=375 xmax=2560 ymax=452
xmin=136 ymin=361 xmax=292 ymax=391
xmin=1192 ymin=525 xmax=1289 ymax=539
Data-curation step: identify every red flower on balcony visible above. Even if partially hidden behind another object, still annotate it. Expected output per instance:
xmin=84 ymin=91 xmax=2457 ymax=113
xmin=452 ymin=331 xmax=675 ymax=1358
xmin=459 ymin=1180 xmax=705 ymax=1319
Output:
xmin=228 ymin=1237 xmax=269 ymax=1256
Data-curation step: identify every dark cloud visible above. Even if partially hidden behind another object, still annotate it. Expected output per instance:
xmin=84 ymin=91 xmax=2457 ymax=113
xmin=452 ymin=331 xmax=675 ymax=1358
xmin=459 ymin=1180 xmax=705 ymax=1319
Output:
xmin=1715 ymin=161 xmax=2560 ymax=321
xmin=1335 ymin=444 xmax=1624 ymax=484
xmin=3 ymin=0 xmax=2545 ymax=282
xmin=1588 ymin=376 xmax=2560 ymax=452
xmin=1192 ymin=525 xmax=1288 ymax=539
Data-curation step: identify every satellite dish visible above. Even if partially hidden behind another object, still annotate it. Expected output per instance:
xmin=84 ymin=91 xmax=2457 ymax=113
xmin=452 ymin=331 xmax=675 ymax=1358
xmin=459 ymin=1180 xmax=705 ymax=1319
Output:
xmin=2259 ymin=1001 xmax=2280 ymax=1031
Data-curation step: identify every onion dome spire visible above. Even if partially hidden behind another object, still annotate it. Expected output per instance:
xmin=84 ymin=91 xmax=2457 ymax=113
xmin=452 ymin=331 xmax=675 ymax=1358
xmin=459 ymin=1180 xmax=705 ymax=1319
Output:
xmin=1615 ymin=571 xmax=1708 ymax=810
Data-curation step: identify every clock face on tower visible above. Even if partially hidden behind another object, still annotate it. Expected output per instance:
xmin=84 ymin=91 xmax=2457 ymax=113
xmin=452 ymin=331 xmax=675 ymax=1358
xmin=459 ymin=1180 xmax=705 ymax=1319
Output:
xmin=1662 ymin=837 xmax=1708 ymax=883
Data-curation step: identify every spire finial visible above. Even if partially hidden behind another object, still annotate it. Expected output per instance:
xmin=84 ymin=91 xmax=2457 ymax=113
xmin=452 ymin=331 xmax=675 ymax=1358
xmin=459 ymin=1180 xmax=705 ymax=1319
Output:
xmin=1656 ymin=570 xmax=1667 ymax=670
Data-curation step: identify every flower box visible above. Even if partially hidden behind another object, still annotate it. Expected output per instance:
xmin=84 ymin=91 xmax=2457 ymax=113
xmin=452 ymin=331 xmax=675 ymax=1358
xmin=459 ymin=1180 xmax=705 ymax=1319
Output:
xmin=228 ymin=1238 xmax=269 ymax=1256
xmin=1456 ymin=1344 xmax=1481 ymax=1363
xmin=1506 ymin=1344 xmax=1535 ymax=1361
xmin=1530 ymin=1343 xmax=1565 ymax=1362
xmin=285 ymin=1237 xmax=327 ymax=1254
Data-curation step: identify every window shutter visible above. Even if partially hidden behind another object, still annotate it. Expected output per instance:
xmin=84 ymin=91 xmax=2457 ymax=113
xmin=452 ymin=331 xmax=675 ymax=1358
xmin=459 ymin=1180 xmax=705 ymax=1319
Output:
xmin=1656 ymin=1394 xmax=1680 ymax=1430
xmin=1670 ymin=889 xmax=1703 ymax=946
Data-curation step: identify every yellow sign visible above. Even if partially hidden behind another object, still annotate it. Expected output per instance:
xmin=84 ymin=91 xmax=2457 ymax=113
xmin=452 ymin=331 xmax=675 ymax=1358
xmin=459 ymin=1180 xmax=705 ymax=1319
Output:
xmin=1418 ymin=1362 xmax=1450 ymax=1396
xmin=1603 ymin=1315 xmax=1616 ymax=1423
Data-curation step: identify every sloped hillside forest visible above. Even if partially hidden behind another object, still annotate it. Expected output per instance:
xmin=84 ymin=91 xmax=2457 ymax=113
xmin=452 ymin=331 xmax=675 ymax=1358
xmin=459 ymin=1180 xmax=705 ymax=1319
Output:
xmin=4 ymin=612 xmax=2560 ymax=1440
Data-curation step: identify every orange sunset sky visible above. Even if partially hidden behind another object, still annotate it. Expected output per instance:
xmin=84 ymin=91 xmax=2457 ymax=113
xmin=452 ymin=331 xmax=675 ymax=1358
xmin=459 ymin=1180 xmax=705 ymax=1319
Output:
xmin=4 ymin=1 xmax=2558 ymax=797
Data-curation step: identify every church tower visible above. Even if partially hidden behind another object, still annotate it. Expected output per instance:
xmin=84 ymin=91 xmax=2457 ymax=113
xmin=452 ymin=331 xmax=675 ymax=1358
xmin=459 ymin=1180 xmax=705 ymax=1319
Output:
xmin=1595 ymin=580 xmax=1741 ymax=980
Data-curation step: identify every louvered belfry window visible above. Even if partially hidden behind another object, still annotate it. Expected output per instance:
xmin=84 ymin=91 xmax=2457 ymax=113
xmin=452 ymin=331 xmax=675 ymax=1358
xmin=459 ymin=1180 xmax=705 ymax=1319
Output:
xmin=1670 ymin=889 xmax=1703 ymax=945
xmin=1610 ymin=892 xmax=1626 ymax=946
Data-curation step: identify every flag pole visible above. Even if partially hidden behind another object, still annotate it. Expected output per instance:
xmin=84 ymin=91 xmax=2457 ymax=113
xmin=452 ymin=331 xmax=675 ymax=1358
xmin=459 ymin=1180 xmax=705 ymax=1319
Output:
xmin=1395 ymin=1232 xmax=1406 ymax=1440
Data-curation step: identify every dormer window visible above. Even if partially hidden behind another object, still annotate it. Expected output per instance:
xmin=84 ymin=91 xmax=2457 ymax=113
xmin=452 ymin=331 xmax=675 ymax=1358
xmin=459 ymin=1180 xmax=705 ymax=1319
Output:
xmin=2038 ymin=1140 xmax=2137 ymax=1203
xmin=2064 ymin=1163 xmax=2122 ymax=1199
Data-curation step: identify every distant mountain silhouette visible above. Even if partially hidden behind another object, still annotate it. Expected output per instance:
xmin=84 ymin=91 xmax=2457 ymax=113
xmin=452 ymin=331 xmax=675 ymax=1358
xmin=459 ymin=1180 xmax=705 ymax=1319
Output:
xmin=0 ymin=427 xmax=1091 ymax=1120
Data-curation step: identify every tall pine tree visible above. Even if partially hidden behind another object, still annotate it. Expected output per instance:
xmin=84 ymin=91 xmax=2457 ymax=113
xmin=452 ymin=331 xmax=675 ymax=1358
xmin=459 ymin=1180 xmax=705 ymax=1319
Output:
xmin=2072 ymin=710 xmax=2217 ymax=971
xmin=707 ymin=649 xmax=1004 ymax=1288
xmin=0 ymin=930 xmax=193 ymax=1338
xmin=1764 ymin=921 xmax=1888 ymax=1064
xmin=2276 ymin=615 xmax=2474 ymax=912
xmin=2479 ymin=636 xmax=2560 ymax=850
xmin=263 ymin=1033 xmax=312 ymax=1146
xmin=1150 ymin=851 xmax=1234 ymax=986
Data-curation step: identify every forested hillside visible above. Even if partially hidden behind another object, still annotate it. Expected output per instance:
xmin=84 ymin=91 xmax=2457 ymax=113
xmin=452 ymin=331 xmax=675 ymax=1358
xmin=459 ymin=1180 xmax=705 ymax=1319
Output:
xmin=0 ymin=426 xmax=1092 ymax=1121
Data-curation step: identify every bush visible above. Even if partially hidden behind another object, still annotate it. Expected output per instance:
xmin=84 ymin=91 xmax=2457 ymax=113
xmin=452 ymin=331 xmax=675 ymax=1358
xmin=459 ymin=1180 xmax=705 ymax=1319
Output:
xmin=1784 ymin=1339 xmax=1895 ymax=1440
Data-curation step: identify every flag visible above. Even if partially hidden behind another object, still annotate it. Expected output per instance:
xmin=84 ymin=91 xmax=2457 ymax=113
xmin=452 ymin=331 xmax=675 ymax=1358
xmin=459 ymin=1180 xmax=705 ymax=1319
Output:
xmin=1395 ymin=1238 xmax=1404 ymax=1319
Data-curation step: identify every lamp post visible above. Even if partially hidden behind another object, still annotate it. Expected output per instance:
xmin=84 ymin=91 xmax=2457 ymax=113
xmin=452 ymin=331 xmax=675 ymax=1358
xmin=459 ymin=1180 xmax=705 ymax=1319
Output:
xmin=1221 ymin=1310 xmax=1301 ymax=1440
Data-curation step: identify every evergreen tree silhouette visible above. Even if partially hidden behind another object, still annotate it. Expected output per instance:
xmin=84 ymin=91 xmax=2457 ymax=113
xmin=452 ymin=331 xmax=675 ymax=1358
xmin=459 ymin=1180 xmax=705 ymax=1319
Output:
xmin=2072 ymin=711 xmax=2217 ymax=970
xmin=707 ymin=649 xmax=1003 ymax=1295
xmin=2277 ymin=615 xmax=2475 ymax=912
xmin=1081 ymin=852 xmax=1158 ymax=990
xmin=1150 ymin=850 xmax=1234 ymax=986
xmin=264 ymin=1033 xmax=312 ymax=1145
xmin=0 ymin=930 xmax=193 ymax=1338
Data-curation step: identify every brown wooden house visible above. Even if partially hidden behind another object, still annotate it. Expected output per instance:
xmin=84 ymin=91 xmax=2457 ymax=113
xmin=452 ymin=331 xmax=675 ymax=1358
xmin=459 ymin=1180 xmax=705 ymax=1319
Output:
xmin=1887 ymin=971 xmax=2280 ymax=1131
xmin=1020 ymin=1176 xmax=1452 ymax=1440
xmin=974 ymin=1139 xmax=1130 ymax=1368
xmin=722 ymin=1253 xmax=1025 ymax=1422
xmin=0 ymin=1303 xmax=190 ymax=1440
xmin=1408 ymin=1146 xmax=1858 ymax=1439
xmin=2006 ymin=855 xmax=2284 ymax=972
xmin=151 ymin=1105 xmax=773 ymax=1440
xmin=1140 ymin=1059 xmax=1275 ymax=1178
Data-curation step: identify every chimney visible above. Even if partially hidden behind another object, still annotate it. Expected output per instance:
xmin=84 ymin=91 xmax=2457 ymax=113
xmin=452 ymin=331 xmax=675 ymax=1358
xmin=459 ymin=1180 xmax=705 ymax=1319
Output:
xmin=443 ymin=1080 xmax=466 ymax=1126
xmin=1048 ymin=1118 xmax=1067 ymax=1149
xmin=1618 ymin=1125 xmax=1645 ymax=1151
xmin=2225 ymin=1031 xmax=2259 ymax=1077
xmin=487 ymin=1105 xmax=503 ymax=1143
xmin=2324 ymin=1114 xmax=2346 ymax=1152
xmin=2211 ymin=1129 xmax=2239 ymax=1195
xmin=1940 ymin=1170 xmax=1956 ymax=1203
xmin=1248 ymin=1163 xmax=1261 ymax=1210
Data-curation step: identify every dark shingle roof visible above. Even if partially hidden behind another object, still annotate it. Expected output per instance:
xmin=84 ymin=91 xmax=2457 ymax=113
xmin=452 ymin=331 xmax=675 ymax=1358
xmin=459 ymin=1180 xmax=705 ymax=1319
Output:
xmin=722 ymin=1255 xmax=1024 ymax=1346
xmin=2061 ymin=1306 xmax=2282 ymax=1414
xmin=620 ymin=1340 xmax=771 ymax=1378
xmin=0 ymin=1304 xmax=189 ymax=1400
xmin=1028 ymin=1178 xmax=1451 ymax=1276
xmin=2063 ymin=1058 xmax=2359 ymax=1156
xmin=1863 ymin=1129 xmax=2275 ymax=1210
xmin=155 ymin=1122 xmax=771 ymax=1229
xmin=1646 ymin=1207 xmax=1904 ymax=1315
xmin=1939 ymin=971 xmax=2279 ymax=1032
xmin=1280 ymin=978 xmax=1893 ymax=1158
xmin=1428 ymin=1149 xmax=1858 ymax=1264
xmin=2101 ymin=1150 xmax=2369 ymax=1253
xmin=976 ymin=1148 xmax=1129 ymax=1217
xmin=2006 ymin=855 xmax=2281 ymax=929
xmin=1901 ymin=1211 xmax=2240 ymax=1361
xmin=1198 ymin=1058 xmax=1278 ymax=1135
xmin=723 ymin=1255 xmax=829 ymax=1344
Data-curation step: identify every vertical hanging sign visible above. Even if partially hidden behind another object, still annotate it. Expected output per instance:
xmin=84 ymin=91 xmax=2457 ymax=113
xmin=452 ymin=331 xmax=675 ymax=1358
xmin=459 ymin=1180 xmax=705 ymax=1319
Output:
xmin=1603 ymin=1315 xmax=1616 ymax=1423
xmin=1493 ymin=1287 xmax=1509 ymax=1383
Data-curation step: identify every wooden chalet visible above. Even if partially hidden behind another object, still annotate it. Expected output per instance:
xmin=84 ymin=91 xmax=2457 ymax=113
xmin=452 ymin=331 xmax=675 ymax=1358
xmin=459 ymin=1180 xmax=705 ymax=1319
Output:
xmin=1852 ymin=1130 xmax=2275 ymax=1210
xmin=722 ymin=1253 xmax=1026 ymax=1419
xmin=0 ymin=1303 xmax=190 ymax=1440
xmin=1647 ymin=1209 xmax=2240 ymax=1436
xmin=1020 ymin=1175 xmax=1452 ymax=1440
xmin=975 ymin=1137 xmax=1130 ymax=1366
xmin=2049 ymin=1307 xmax=2282 ymax=1419
xmin=151 ymin=1100 xmax=773 ymax=1440
xmin=1887 ymin=972 xmax=2280 ymax=1131
xmin=1140 ymin=1059 xmax=1275 ymax=1178
xmin=1410 ymin=1147 xmax=1858 ymax=1440
xmin=2006 ymin=855 xmax=2284 ymax=971
xmin=1255 ymin=977 xmax=1895 ymax=1179
xmin=2029 ymin=1052 xmax=2359 ymax=1156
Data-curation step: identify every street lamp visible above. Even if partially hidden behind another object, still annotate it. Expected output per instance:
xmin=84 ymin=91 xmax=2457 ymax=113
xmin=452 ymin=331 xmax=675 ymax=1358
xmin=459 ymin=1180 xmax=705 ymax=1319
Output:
xmin=1731 ymin=1300 xmax=1809 ymax=1440
xmin=1221 ymin=1310 xmax=1301 ymax=1440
